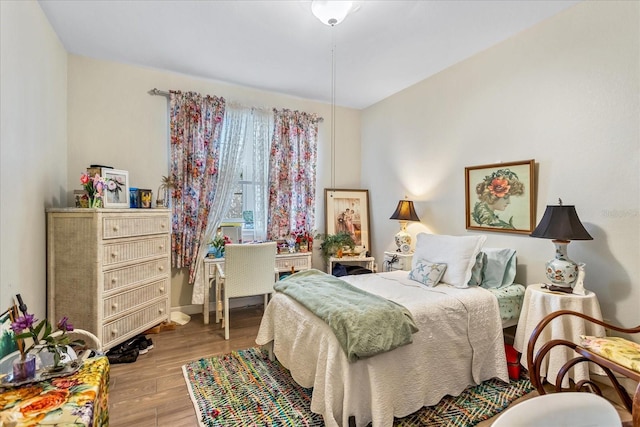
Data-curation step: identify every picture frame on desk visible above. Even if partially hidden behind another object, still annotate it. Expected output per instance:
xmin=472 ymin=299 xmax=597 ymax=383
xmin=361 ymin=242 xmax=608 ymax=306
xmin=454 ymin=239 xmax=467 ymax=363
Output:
xmin=324 ymin=188 xmax=371 ymax=255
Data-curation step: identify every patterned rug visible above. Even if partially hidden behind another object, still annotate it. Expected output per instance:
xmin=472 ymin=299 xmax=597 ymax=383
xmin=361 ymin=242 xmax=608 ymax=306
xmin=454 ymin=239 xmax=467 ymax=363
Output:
xmin=182 ymin=347 xmax=533 ymax=427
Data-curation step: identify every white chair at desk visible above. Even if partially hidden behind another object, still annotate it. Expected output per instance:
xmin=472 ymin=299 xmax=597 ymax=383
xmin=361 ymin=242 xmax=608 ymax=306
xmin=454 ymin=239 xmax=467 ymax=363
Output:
xmin=215 ymin=242 xmax=277 ymax=340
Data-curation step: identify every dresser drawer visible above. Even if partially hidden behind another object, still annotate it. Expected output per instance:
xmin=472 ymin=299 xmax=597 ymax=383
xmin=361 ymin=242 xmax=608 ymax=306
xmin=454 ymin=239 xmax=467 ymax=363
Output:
xmin=102 ymin=214 xmax=170 ymax=239
xmin=102 ymin=236 xmax=169 ymax=266
xmin=102 ymin=299 xmax=168 ymax=349
xmin=275 ymin=254 xmax=311 ymax=272
xmin=103 ymin=258 xmax=169 ymax=292
xmin=103 ymin=278 xmax=168 ymax=320
xmin=205 ymin=259 xmax=224 ymax=277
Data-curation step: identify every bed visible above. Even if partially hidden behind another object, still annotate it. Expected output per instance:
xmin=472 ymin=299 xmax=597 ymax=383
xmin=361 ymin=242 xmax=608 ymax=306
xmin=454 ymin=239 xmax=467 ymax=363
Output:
xmin=255 ymin=233 xmax=524 ymax=426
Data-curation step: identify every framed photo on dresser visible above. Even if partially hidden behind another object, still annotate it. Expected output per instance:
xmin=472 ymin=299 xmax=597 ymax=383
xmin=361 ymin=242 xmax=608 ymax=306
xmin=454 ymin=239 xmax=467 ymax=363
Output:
xmin=102 ymin=169 xmax=130 ymax=208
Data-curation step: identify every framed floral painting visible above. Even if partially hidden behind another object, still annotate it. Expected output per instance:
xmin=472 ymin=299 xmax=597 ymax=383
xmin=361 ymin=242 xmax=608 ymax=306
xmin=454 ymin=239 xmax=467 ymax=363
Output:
xmin=465 ymin=160 xmax=536 ymax=234
xmin=102 ymin=169 xmax=130 ymax=208
xmin=324 ymin=188 xmax=371 ymax=254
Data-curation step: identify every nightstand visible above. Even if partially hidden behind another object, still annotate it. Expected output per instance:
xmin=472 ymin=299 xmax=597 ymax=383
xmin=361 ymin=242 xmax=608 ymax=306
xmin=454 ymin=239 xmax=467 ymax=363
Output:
xmin=513 ymin=284 xmax=606 ymax=387
xmin=383 ymin=251 xmax=413 ymax=271
xmin=327 ymin=256 xmax=375 ymax=274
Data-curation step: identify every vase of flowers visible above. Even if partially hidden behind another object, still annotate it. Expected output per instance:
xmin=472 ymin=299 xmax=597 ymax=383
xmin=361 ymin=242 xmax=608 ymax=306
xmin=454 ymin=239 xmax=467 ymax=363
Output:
xmin=208 ymin=233 xmax=232 ymax=258
xmin=10 ymin=296 xmax=83 ymax=377
xmin=12 ymin=353 xmax=36 ymax=382
xmin=80 ymin=172 xmax=106 ymax=208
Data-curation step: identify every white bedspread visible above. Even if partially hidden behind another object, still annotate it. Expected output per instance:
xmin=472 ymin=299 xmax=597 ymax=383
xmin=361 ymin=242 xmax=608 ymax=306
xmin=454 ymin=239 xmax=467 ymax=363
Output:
xmin=255 ymin=270 xmax=509 ymax=426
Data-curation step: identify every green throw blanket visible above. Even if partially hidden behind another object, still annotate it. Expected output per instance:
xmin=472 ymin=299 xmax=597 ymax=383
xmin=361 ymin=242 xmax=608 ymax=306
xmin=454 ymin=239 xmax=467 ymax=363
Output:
xmin=275 ymin=269 xmax=418 ymax=362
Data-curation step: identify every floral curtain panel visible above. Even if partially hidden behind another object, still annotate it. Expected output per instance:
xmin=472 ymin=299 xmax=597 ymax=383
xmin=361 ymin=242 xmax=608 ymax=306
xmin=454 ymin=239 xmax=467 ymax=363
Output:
xmin=169 ymin=91 xmax=225 ymax=283
xmin=267 ymin=109 xmax=320 ymax=240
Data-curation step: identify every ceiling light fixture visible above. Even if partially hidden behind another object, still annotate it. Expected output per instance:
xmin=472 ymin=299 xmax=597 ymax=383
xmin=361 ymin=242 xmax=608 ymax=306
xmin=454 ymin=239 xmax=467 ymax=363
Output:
xmin=311 ymin=1 xmax=360 ymax=26
xmin=311 ymin=0 xmax=359 ymax=188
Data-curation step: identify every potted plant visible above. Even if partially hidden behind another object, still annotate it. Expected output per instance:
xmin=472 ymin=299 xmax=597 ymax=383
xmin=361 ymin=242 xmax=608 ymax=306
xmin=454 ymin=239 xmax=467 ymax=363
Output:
xmin=316 ymin=231 xmax=356 ymax=261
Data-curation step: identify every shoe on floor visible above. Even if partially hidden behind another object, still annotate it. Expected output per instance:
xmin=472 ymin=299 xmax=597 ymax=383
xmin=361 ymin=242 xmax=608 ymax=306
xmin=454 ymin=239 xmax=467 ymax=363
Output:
xmin=107 ymin=348 xmax=139 ymax=364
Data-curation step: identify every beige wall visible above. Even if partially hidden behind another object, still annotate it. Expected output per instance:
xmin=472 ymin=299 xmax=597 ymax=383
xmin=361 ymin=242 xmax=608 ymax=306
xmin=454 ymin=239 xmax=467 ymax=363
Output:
xmin=362 ymin=1 xmax=640 ymax=336
xmin=66 ymin=56 xmax=361 ymax=309
xmin=1 ymin=1 xmax=68 ymax=317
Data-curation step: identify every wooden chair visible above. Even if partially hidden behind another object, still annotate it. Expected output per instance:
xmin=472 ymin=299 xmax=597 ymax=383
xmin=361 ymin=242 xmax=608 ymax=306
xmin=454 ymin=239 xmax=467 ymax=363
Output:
xmin=215 ymin=242 xmax=277 ymax=340
xmin=527 ymin=309 xmax=640 ymax=427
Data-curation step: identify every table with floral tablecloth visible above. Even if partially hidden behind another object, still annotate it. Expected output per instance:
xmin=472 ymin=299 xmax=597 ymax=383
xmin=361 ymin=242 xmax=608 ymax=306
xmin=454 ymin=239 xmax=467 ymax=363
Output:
xmin=0 ymin=356 xmax=109 ymax=426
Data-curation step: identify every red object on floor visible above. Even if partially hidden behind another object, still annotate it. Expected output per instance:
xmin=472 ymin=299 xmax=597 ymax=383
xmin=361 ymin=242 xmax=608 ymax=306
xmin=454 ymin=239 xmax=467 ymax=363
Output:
xmin=505 ymin=344 xmax=521 ymax=380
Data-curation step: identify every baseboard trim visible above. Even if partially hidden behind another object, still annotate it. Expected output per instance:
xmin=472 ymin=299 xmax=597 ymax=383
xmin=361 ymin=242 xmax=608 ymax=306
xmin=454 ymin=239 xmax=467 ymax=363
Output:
xmin=172 ymin=296 xmax=263 ymax=316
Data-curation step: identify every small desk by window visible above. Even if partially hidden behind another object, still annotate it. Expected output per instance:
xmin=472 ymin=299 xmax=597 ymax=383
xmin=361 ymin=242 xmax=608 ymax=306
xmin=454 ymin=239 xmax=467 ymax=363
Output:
xmin=202 ymin=251 xmax=312 ymax=325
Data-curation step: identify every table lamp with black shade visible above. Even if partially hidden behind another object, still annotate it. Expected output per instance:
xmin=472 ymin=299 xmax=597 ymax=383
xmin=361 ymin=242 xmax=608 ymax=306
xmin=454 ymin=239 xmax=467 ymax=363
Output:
xmin=530 ymin=199 xmax=593 ymax=293
xmin=390 ymin=199 xmax=420 ymax=253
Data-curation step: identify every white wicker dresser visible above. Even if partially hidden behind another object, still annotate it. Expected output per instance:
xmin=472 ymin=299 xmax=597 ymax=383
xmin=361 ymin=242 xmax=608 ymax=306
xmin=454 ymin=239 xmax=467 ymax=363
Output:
xmin=46 ymin=208 xmax=171 ymax=351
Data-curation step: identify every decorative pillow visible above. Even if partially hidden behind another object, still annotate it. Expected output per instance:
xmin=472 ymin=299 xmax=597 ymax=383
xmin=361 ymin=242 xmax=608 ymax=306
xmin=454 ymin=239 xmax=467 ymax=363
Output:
xmin=481 ymin=248 xmax=517 ymax=288
xmin=412 ymin=233 xmax=487 ymax=288
xmin=580 ymin=336 xmax=640 ymax=374
xmin=409 ymin=259 xmax=447 ymax=287
xmin=467 ymin=252 xmax=486 ymax=286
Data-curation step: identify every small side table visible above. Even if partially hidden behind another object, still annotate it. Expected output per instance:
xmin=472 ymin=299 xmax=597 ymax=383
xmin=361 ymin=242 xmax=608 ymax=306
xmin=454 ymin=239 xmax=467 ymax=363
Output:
xmin=513 ymin=284 xmax=606 ymax=387
xmin=327 ymin=256 xmax=375 ymax=274
xmin=382 ymin=251 xmax=413 ymax=271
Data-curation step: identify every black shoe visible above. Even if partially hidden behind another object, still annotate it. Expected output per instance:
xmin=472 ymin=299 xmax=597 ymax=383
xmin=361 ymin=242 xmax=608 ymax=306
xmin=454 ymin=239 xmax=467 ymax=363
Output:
xmin=121 ymin=335 xmax=149 ymax=355
xmin=106 ymin=341 xmax=130 ymax=355
xmin=107 ymin=348 xmax=139 ymax=364
xmin=145 ymin=337 xmax=154 ymax=350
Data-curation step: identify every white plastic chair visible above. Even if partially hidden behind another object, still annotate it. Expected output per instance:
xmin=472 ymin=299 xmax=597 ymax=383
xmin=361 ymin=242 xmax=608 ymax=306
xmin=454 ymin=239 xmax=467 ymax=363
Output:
xmin=215 ymin=242 xmax=277 ymax=340
xmin=492 ymin=392 xmax=621 ymax=427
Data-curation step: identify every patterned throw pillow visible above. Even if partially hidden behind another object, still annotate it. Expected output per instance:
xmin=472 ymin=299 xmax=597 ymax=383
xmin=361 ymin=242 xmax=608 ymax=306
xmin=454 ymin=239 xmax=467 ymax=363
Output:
xmin=409 ymin=259 xmax=447 ymax=287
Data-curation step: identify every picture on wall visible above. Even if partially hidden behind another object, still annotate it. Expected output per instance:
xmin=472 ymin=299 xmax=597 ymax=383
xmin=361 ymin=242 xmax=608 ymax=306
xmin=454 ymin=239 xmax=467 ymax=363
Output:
xmin=102 ymin=169 xmax=130 ymax=208
xmin=324 ymin=188 xmax=371 ymax=254
xmin=465 ymin=159 xmax=536 ymax=234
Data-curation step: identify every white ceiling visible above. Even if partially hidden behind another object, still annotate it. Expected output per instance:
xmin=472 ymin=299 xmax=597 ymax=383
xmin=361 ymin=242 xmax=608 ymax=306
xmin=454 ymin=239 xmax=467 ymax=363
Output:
xmin=38 ymin=0 xmax=580 ymax=110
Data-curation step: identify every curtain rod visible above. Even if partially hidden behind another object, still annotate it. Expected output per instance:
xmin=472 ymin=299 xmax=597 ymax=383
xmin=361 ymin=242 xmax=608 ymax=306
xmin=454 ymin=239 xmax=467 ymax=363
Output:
xmin=148 ymin=88 xmax=323 ymax=122
xmin=148 ymin=88 xmax=170 ymax=97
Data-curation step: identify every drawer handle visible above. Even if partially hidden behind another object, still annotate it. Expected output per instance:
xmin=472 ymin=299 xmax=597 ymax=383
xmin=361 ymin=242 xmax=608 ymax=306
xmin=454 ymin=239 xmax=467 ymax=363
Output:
xmin=158 ymin=265 xmax=164 ymax=272
xmin=158 ymin=308 xmax=165 ymax=314
xmin=111 ymin=329 xmax=118 ymax=336
xmin=159 ymin=244 xmax=164 ymax=250
xmin=111 ymin=302 xmax=118 ymax=310
xmin=111 ymin=277 xmax=118 ymax=284
xmin=159 ymin=286 xmax=165 ymax=293
xmin=161 ymin=223 xmax=166 ymax=229
xmin=111 ymin=252 xmax=118 ymax=258
xmin=113 ymin=225 xmax=119 ymax=232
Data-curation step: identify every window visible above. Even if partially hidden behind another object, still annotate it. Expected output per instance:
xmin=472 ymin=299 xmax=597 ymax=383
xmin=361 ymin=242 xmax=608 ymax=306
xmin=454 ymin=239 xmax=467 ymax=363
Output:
xmin=221 ymin=110 xmax=272 ymax=242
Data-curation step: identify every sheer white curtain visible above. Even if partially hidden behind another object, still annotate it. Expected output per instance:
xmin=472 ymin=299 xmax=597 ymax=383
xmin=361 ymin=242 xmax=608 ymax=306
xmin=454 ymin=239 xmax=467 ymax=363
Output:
xmin=191 ymin=106 xmax=249 ymax=304
xmin=250 ymin=109 xmax=274 ymax=241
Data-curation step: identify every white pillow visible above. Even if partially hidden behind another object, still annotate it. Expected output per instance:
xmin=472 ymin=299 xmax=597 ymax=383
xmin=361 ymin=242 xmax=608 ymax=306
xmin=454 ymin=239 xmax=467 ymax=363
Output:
xmin=412 ymin=233 xmax=487 ymax=288
xmin=481 ymin=248 xmax=517 ymax=288
xmin=408 ymin=259 xmax=447 ymax=287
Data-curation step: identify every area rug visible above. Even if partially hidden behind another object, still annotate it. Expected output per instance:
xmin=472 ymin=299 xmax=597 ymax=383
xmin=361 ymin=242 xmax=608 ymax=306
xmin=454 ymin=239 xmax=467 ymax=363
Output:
xmin=182 ymin=347 xmax=533 ymax=427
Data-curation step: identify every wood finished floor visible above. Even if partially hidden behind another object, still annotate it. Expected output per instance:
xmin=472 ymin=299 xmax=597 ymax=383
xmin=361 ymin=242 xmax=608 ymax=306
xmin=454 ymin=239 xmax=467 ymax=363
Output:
xmin=108 ymin=306 xmax=264 ymax=427
xmin=108 ymin=306 xmax=633 ymax=427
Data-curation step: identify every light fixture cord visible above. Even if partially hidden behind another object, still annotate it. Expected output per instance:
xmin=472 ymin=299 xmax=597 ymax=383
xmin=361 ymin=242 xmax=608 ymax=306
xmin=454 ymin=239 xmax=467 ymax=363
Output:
xmin=330 ymin=22 xmax=336 ymax=189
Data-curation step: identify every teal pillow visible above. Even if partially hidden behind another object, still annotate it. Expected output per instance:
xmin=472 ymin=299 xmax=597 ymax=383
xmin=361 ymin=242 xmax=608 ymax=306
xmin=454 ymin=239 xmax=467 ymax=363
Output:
xmin=481 ymin=248 xmax=517 ymax=288
xmin=409 ymin=259 xmax=447 ymax=287
xmin=467 ymin=251 xmax=486 ymax=286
